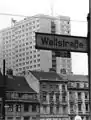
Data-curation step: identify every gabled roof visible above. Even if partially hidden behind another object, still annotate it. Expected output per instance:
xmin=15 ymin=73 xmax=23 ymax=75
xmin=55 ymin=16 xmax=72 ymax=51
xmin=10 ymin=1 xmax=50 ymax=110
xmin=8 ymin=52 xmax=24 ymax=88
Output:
xmin=30 ymin=71 xmax=63 ymax=81
xmin=5 ymin=75 xmax=36 ymax=93
xmin=66 ymin=74 xmax=88 ymax=82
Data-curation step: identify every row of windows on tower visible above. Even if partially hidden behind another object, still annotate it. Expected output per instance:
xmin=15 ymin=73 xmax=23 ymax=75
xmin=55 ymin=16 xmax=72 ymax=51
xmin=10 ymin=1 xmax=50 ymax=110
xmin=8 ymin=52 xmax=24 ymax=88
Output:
xmin=3 ymin=30 xmax=36 ymax=43
xmin=15 ymin=55 xmax=40 ymax=61
xmin=16 ymin=59 xmax=40 ymax=66
xmin=14 ymin=25 xmax=40 ymax=33
xmin=16 ymin=64 xmax=40 ymax=71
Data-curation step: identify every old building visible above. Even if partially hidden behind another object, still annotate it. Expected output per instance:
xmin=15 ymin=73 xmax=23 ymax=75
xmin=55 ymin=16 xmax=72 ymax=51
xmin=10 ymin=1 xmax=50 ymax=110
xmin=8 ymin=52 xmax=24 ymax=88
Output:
xmin=22 ymin=70 xmax=69 ymax=120
xmin=0 ymin=70 xmax=89 ymax=120
xmin=67 ymin=75 xmax=89 ymax=120
xmin=0 ymin=71 xmax=40 ymax=120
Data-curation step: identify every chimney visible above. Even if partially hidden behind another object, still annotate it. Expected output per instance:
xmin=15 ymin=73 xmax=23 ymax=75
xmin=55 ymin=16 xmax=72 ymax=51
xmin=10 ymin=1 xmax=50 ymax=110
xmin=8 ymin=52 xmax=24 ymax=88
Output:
xmin=6 ymin=69 xmax=13 ymax=79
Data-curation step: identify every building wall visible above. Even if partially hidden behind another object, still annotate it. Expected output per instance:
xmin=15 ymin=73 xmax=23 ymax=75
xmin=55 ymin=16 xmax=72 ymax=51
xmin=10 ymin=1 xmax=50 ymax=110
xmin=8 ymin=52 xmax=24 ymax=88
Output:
xmin=0 ymin=14 xmax=72 ymax=75
xmin=40 ymin=81 xmax=69 ymax=120
xmin=5 ymin=91 xmax=40 ymax=120
xmin=56 ymin=57 xmax=72 ymax=74
xmin=67 ymin=77 xmax=89 ymax=120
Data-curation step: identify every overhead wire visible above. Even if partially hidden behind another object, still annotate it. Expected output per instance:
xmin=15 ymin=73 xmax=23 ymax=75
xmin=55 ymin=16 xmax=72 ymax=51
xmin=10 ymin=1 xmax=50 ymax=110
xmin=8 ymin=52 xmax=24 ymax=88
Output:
xmin=0 ymin=12 xmax=87 ymax=23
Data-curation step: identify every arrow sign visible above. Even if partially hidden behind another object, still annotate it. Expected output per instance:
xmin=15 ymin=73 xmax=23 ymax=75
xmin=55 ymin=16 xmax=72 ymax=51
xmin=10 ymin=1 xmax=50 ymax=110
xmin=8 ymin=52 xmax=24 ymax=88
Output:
xmin=35 ymin=32 xmax=87 ymax=53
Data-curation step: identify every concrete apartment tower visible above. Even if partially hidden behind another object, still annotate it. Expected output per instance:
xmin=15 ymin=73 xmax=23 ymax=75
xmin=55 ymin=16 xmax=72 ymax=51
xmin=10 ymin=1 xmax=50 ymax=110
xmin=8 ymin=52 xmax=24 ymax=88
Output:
xmin=0 ymin=14 xmax=71 ymax=75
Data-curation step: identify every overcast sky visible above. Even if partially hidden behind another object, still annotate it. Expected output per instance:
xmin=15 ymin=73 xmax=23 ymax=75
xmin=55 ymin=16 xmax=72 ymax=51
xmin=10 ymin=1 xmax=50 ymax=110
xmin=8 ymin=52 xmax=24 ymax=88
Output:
xmin=0 ymin=0 xmax=89 ymax=75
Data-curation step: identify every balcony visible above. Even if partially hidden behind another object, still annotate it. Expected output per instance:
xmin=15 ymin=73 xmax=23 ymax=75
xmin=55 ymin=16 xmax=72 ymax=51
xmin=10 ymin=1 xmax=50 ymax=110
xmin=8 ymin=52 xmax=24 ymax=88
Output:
xmin=61 ymin=100 xmax=68 ymax=105
xmin=85 ymin=98 xmax=89 ymax=103
xmin=69 ymin=97 xmax=75 ymax=103
xmin=6 ymin=111 xmax=39 ymax=116
xmin=5 ymin=93 xmax=39 ymax=103
xmin=77 ymin=98 xmax=82 ymax=103
xmin=70 ymin=110 xmax=75 ymax=115
xmin=62 ymin=91 xmax=67 ymax=96
xmin=85 ymin=111 xmax=89 ymax=114
xmin=78 ymin=111 xmax=83 ymax=115
xmin=41 ymin=100 xmax=49 ymax=105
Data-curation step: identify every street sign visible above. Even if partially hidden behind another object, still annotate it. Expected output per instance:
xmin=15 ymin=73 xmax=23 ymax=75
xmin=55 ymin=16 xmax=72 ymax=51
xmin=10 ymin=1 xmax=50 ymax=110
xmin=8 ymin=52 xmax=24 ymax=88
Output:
xmin=35 ymin=32 xmax=87 ymax=53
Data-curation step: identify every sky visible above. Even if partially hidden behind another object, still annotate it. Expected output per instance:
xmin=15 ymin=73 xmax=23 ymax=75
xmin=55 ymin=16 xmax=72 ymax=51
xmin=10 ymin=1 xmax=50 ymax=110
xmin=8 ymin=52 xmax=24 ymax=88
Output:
xmin=0 ymin=0 xmax=89 ymax=75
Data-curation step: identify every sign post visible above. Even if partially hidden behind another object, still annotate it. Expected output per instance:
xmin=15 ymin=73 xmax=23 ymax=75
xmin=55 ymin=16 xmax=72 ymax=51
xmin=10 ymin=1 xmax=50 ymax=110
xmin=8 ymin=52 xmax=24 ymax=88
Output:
xmin=35 ymin=32 xmax=87 ymax=52
xmin=88 ymin=1 xmax=91 ymax=119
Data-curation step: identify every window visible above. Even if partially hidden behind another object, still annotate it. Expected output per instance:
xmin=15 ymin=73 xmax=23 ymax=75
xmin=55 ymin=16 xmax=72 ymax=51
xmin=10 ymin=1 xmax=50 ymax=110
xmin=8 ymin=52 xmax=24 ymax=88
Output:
xmin=86 ymin=116 xmax=89 ymax=120
xmin=70 ymin=104 xmax=74 ymax=112
xmin=67 ymin=21 xmax=70 ymax=24
xmin=23 ymin=62 xmax=25 ymax=65
xmin=34 ymin=55 xmax=36 ymax=58
xmin=85 ymin=92 xmax=88 ymax=99
xmin=26 ymin=66 xmax=29 ymax=69
xmin=26 ymin=52 xmax=29 ymax=55
xmin=24 ymin=104 xmax=29 ymax=112
xmin=70 ymin=117 xmax=74 ymax=120
xmin=23 ymin=58 xmax=25 ymax=60
xmin=32 ymin=104 xmax=36 ymax=112
xmin=37 ymin=59 xmax=40 ymax=62
xmin=34 ymin=65 xmax=36 ymax=68
xmin=50 ymin=94 xmax=53 ymax=103
xmin=42 ymin=93 xmax=46 ymax=101
xmin=78 ymin=104 xmax=82 ymax=111
xmin=84 ymin=83 xmax=88 ymax=88
xmin=30 ymin=56 xmax=32 ymax=59
xmin=78 ymin=92 xmax=81 ymax=99
xmin=42 ymin=83 xmax=46 ymax=89
xmin=26 ymin=61 xmax=29 ymax=64
xmin=26 ymin=57 xmax=29 ymax=60
xmin=30 ymin=61 xmax=32 ymax=63
xmin=23 ymin=67 xmax=25 ymax=70
xmin=26 ymin=42 xmax=28 ymax=45
xmin=37 ymin=64 xmax=40 ymax=67
xmin=62 ymin=84 xmax=65 ymax=91
xmin=62 ymin=96 xmax=66 ymax=102
xmin=26 ymin=47 xmax=29 ymax=50
xmin=16 ymin=117 xmax=21 ymax=120
xmin=43 ymin=105 xmax=47 ymax=113
xmin=34 ymin=60 xmax=36 ymax=63
xmin=37 ymin=54 xmax=40 ymax=57
xmin=24 ymin=116 xmax=30 ymax=120
xmin=7 ymin=117 xmax=13 ymax=120
xmin=56 ymin=93 xmax=59 ymax=103
xmin=16 ymin=104 xmax=21 ymax=112
xmin=32 ymin=117 xmax=36 ymax=120
xmin=56 ymin=105 xmax=59 ymax=113
xmin=85 ymin=103 xmax=89 ymax=111
xmin=63 ymin=106 xmax=67 ymax=114
xmin=50 ymin=105 xmax=53 ymax=114
xmin=77 ymin=82 xmax=80 ymax=88
xmin=8 ymin=104 xmax=13 ymax=112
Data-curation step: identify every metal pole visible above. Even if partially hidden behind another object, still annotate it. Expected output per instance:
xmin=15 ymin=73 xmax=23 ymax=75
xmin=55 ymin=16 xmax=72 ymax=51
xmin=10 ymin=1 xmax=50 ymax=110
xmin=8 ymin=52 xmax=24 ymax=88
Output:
xmin=87 ymin=13 xmax=91 ymax=120
xmin=2 ymin=59 xmax=5 ymax=120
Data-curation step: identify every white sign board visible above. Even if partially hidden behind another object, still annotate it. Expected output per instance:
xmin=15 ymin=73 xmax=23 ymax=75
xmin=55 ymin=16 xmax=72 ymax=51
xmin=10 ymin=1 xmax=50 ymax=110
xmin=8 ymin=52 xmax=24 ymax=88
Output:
xmin=35 ymin=32 xmax=87 ymax=52
xmin=74 ymin=115 xmax=82 ymax=120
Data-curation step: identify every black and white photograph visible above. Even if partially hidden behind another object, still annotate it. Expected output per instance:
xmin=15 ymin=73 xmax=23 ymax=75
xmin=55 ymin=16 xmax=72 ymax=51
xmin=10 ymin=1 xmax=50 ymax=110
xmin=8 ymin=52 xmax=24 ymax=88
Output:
xmin=0 ymin=0 xmax=89 ymax=120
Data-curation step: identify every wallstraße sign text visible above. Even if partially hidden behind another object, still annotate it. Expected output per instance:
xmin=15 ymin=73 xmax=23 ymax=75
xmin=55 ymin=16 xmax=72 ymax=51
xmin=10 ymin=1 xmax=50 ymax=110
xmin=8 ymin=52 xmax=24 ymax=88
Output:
xmin=35 ymin=32 xmax=87 ymax=52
